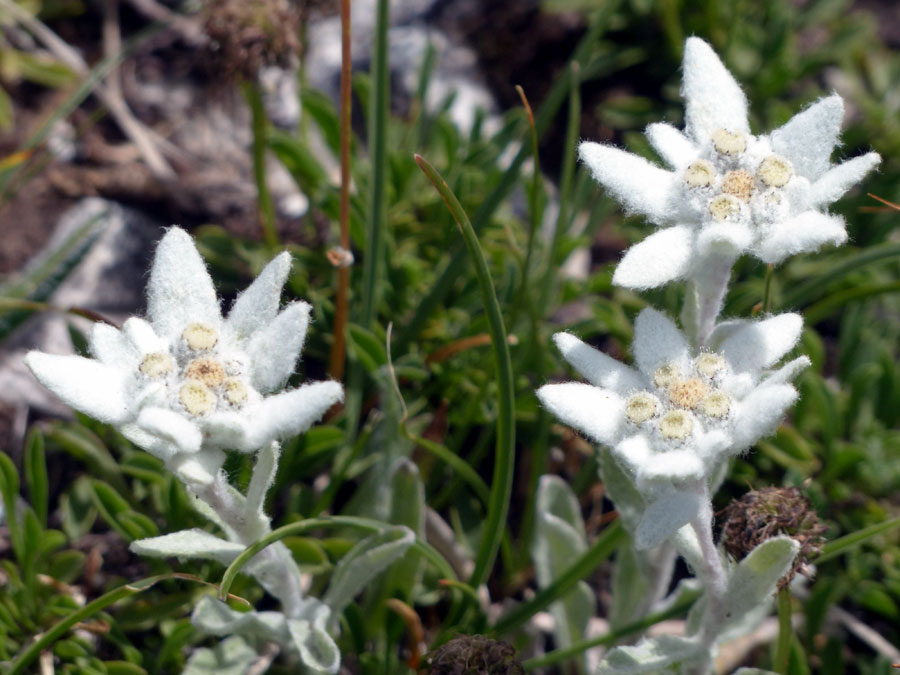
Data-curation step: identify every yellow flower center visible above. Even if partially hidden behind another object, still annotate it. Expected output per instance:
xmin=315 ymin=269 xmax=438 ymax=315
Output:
xmin=708 ymin=194 xmax=741 ymax=221
xmin=182 ymin=322 xmax=218 ymax=351
xmin=668 ymin=377 xmax=708 ymax=409
xmin=625 ymin=393 xmax=658 ymax=424
xmin=684 ymin=160 xmax=716 ymax=188
xmin=721 ymin=169 xmax=755 ymax=201
xmin=653 ymin=363 xmax=680 ymax=388
xmin=659 ymin=410 xmax=693 ymax=440
xmin=695 ymin=352 xmax=726 ymax=377
xmin=139 ymin=352 xmax=173 ymax=378
xmin=223 ymin=377 xmax=249 ymax=407
xmin=757 ymin=154 xmax=792 ymax=187
xmin=184 ymin=358 xmax=225 ymax=388
xmin=711 ymin=128 xmax=747 ymax=156
xmin=700 ymin=390 xmax=731 ymax=418
xmin=179 ymin=380 xmax=216 ymax=415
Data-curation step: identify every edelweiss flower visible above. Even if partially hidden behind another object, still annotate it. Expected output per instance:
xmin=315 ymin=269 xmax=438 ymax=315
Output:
xmin=25 ymin=228 xmax=342 ymax=484
xmin=580 ymin=37 xmax=881 ymax=289
xmin=537 ymin=307 xmax=809 ymax=548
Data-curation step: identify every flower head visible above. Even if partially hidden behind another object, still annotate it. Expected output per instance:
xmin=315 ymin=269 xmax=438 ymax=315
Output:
xmin=25 ymin=228 xmax=342 ymax=484
xmin=579 ymin=37 xmax=881 ymax=289
xmin=537 ymin=308 xmax=809 ymax=548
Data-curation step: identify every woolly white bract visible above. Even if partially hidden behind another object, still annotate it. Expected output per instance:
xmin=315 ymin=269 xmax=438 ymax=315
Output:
xmin=537 ymin=307 xmax=809 ymax=548
xmin=579 ymin=37 xmax=881 ymax=289
xmin=25 ymin=228 xmax=342 ymax=484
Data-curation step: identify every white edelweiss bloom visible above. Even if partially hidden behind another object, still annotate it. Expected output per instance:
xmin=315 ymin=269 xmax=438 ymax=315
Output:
xmin=579 ymin=37 xmax=881 ymax=290
xmin=25 ymin=228 xmax=343 ymax=485
xmin=536 ymin=307 xmax=809 ymax=549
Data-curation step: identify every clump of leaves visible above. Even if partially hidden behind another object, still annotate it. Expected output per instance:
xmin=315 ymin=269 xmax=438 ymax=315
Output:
xmin=721 ymin=486 xmax=827 ymax=589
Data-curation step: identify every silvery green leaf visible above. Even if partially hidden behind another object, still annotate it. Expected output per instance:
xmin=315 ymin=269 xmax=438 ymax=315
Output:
xmin=130 ymin=529 xmax=244 ymax=565
xmin=323 ymin=525 xmax=415 ymax=621
xmin=385 ymin=459 xmax=425 ymax=596
xmin=635 ymin=490 xmax=704 ymax=551
xmin=533 ymin=477 xmax=593 ymax=672
xmin=183 ymin=635 xmax=258 ymax=675
xmin=610 ymin=542 xmax=683 ymax=631
xmin=596 ymin=634 xmax=704 ymax=673
xmin=596 ymin=447 xmax=644 ymax=535
xmin=733 ymin=669 xmax=779 ymax=675
xmin=287 ymin=619 xmax=341 ymax=674
xmin=722 ymin=536 xmax=798 ymax=634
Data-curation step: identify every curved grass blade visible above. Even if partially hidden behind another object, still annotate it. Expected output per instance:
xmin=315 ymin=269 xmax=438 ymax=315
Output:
xmin=414 ymin=154 xmax=515 ymax=589
xmin=816 ymin=516 xmax=900 ymax=564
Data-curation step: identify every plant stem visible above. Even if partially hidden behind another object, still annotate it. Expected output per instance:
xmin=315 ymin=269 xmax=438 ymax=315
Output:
xmin=690 ymin=485 xmax=728 ymax=660
xmin=684 ymin=252 xmax=736 ymax=348
xmin=243 ymin=80 xmax=279 ymax=249
xmin=328 ymin=0 xmax=352 ymax=381
xmin=193 ymin=473 xmax=304 ymax=618
xmin=774 ymin=586 xmax=793 ymax=673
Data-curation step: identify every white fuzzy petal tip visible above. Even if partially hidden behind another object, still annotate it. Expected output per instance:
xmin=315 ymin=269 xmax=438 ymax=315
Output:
xmin=731 ymin=383 xmax=798 ymax=450
xmin=147 ymin=228 xmax=221 ymax=340
xmin=553 ymin=332 xmax=644 ymax=394
xmin=633 ymin=307 xmax=690 ymax=375
xmin=720 ymin=313 xmax=803 ymax=374
xmin=241 ymin=381 xmax=343 ymax=450
xmin=645 ymin=122 xmax=698 ymax=169
xmin=248 ymin=301 xmax=312 ymax=394
xmin=770 ymin=95 xmax=844 ymax=180
xmin=579 ymin=142 xmax=678 ymax=223
xmin=755 ymin=211 xmax=848 ymax=264
xmin=24 ymin=352 xmax=131 ymax=424
xmin=613 ymin=225 xmax=695 ymax=290
xmin=536 ymin=383 xmax=624 ymax=446
xmin=810 ymin=152 xmax=881 ymax=207
xmin=228 ymin=252 xmax=293 ymax=341
xmin=682 ymin=37 xmax=749 ymax=145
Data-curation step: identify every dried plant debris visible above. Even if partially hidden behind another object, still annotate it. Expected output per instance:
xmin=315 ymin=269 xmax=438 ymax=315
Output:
xmin=425 ymin=635 xmax=524 ymax=675
xmin=722 ymin=486 xmax=827 ymax=588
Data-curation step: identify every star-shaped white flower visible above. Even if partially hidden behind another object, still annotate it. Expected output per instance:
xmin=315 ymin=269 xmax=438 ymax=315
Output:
xmin=537 ymin=307 xmax=809 ymax=548
xmin=580 ymin=37 xmax=881 ymax=289
xmin=25 ymin=228 xmax=343 ymax=484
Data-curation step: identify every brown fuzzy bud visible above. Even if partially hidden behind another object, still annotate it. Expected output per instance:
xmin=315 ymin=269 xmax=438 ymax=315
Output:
xmin=425 ymin=635 xmax=523 ymax=675
xmin=721 ymin=486 xmax=826 ymax=589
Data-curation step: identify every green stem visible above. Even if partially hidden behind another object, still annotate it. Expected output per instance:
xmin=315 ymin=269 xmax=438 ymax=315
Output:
xmin=415 ymin=154 xmax=516 ymax=590
xmin=816 ymin=515 xmax=900 ymax=564
xmin=774 ymin=586 xmax=793 ymax=673
xmin=243 ymin=81 xmax=278 ymax=248
xmin=492 ymin=520 xmax=624 ymax=635
xmin=360 ymin=0 xmax=390 ymax=328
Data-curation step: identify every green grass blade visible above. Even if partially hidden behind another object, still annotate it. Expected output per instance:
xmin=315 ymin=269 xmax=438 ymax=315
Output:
xmin=243 ymin=81 xmax=278 ymax=248
xmin=492 ymin=520 xmax=624 ymax=635
xmin=816 ymin=516 xmax=900 ymax=564
xmin=360 ymin=0 xmax=390 ymax=328
xmin=414 ymin=154 xmax=516 ymax=589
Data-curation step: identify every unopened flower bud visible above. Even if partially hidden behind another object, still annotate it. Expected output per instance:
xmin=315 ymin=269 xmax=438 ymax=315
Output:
xmin=182 ymin=322 xmax=218 ymax=351
xmin=712 ymin=128 xmax=747 ymax=155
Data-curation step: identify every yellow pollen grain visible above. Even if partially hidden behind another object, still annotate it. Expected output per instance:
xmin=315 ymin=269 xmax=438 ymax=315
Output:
xmin=701 ymin=390 xmax=731 ymax=418
xmin=223 ymin=377 xmax=248 ymax=406
xmin=182 ymin=322 xmax=218 ymax=351
xmin=712 ymin=129 xmax=747 ymax=156
xmin=179 ymin=380 xmax=216 ymax=416
xmin=139 ymin=352 xmax=173 ymax=378
xmin=721 ymin=169 xmax=755 ymax=201
xmin=684 ymin=160 xmax=716 ymax=188
xmin=659 ymin=410 xmax=693 ymax=441
xmin=668 ymin=378 xmax=708 ymax=409
xmin=708 ymin=194 xmax=741 ymax=222
xmin=695 ymin=352 xmax=726 ymax=377
xmin=653 ymin=363 xmax=680 ymax=388
xmin=757 ymin=154 xmax=793 ymax=187
xmin=184 ymin=358 xmax=225 ymax=387
xmin=625 ymin=393 xmax=658 ymax=424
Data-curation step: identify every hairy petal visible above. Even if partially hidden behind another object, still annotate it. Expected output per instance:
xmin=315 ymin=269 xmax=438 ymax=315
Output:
xmin=147 ymin=228 xmax=221 ymax=340
xmin=613 ymin=225 xmax=695 ymax=290
xmin=247 ymin=301 xmax=311 ymax=394
xmin=24 ymin=352 xmax=131 ymax=424
xmin=579 ymin=142 xmax=678 ymax=223
xmin=770 ymin=95 xmax=844 ymax=180
xmin=635 ymin=490 xmax=704 ymax=550
xmin=633 ymin=307 xmax=691 ymax=376
xmin=682 ymin=37 xmax=749 ymax=145
xmin=720 ymin=313 xmax=803 ymax=375
xmin=228 ymin=252 xmax=292 ymax=342
xmin=553 ymin=332 xmax=644 ymax=395
xmin=730 ymin=383 xmax=798 ymax=450
xmin=809 ymin=152 xmax=881 ymax=207
xmin=755 ymin=211 xmax=848 ymax=264
xmin=536 ymin=383 xmax=624 ymax=446
xmin=238 ymin=381 xmax=344 ymax=450
xmin=645 ymin=122 xmax=698 ymax=169
xmin=90 ymin=322 xmax=135 ymax=368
